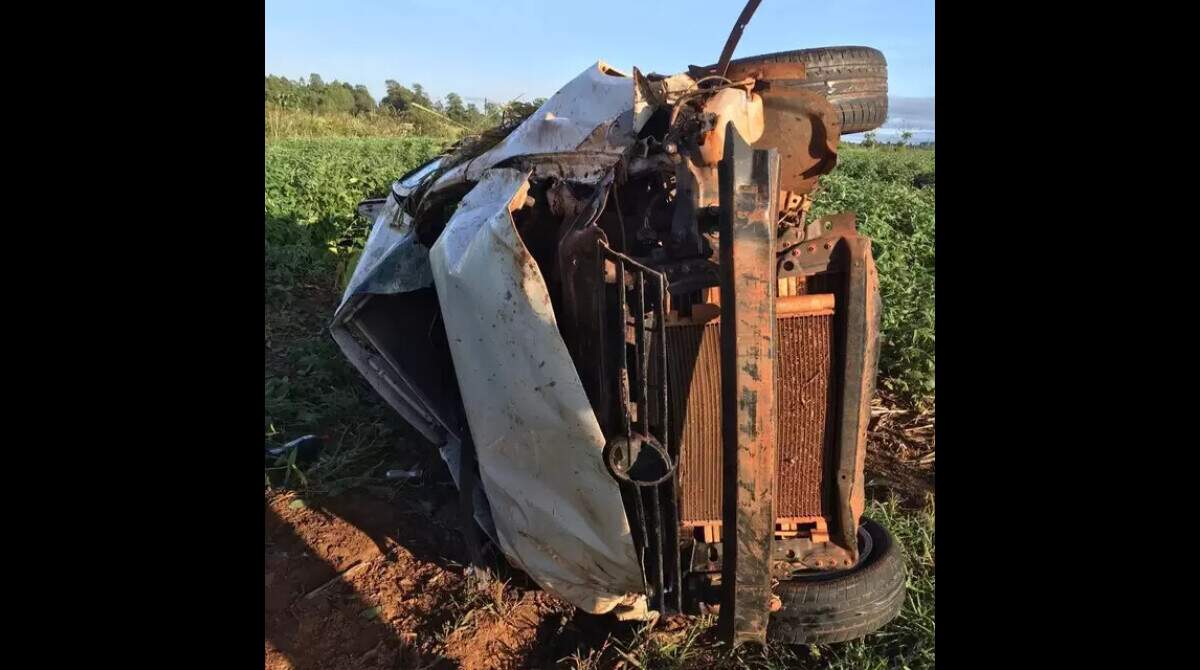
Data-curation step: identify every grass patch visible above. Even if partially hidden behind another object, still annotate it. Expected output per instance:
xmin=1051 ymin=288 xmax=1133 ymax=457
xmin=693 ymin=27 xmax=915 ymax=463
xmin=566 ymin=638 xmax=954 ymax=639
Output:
xmin=265 ymin=136 xmax=447 ymax=289
xmin=265 ymin=136 xmax=446 ymax=492
xmin=813 ymin=145 xmax=935 ymax=406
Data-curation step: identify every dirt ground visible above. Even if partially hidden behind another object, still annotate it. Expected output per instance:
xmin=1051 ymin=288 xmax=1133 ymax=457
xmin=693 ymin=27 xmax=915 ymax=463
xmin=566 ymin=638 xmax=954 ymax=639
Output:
xmin=265 ymin=482 xmax=629 ymax=669
xmin=265 ymin=428 xmax=932 ymax=670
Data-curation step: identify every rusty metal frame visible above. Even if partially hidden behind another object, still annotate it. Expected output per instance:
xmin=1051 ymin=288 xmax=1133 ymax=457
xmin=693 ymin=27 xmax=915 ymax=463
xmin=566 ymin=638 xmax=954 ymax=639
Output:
xmin=716 ymin=123 xmax=779 ymax=646
xmin=689 ymin=534 xmax=848 ymax=576
xmin=776 ymin=213 xmax=858 ymax=280
xmin=752 ymin=89 xmax=841 ymax=196
xmin=829 ymin=235 xmax=881 ymax=558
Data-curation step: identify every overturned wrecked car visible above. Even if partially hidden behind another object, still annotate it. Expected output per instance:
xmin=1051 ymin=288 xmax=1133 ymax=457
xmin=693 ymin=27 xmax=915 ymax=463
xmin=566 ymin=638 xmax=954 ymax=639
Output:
xmin=330 ymin=14 xmax=900 ymax=646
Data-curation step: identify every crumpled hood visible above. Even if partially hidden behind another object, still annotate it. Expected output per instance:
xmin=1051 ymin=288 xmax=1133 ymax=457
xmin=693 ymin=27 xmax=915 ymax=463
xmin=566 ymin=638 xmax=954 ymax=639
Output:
xmin=428 ymin=166 xmax=647 ymax=614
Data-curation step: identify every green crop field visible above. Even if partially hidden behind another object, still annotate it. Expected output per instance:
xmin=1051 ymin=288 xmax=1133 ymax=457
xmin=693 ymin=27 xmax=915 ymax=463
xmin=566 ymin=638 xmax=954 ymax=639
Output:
xmin=814 ymin=145 xmax=935 ymax=406
xmin=265 ymin=136 xmax=934 ymax=669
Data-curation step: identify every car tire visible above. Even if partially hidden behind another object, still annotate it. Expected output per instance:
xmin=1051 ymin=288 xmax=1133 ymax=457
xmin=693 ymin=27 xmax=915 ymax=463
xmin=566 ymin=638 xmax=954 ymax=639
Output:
xmin=720 ymin=46 xmax=889 ymax=134
xmin=768 ymin=517 xmax=906 ymax=644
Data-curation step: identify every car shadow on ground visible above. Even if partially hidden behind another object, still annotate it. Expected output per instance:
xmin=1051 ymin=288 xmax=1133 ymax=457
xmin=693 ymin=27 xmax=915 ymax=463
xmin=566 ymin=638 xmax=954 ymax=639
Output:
xmin=265 ymin=459 xmax=476 ymax=669
xmin=265 ymin=501 xmax=418 ymax=669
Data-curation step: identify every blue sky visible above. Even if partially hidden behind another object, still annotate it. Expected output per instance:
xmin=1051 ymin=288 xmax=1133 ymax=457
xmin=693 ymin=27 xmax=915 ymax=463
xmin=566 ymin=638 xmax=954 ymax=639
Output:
xmin=266 ymin=0 xmax=934 ymax=107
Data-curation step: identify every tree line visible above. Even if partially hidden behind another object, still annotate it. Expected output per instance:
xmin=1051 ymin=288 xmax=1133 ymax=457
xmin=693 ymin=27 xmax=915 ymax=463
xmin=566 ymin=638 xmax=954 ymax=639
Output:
xmin=265 ymin=74 xmax=546 ymax=129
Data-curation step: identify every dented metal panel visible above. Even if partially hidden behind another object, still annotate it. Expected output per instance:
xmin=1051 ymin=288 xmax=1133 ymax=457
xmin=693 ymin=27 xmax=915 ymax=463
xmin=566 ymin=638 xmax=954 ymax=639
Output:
xmin=335 ymin=158 xmax=445 ymax=316
xmin=431 ymin=62 xmax=641 ymax=188
xmin=428 ymin=167 xmax=647 ymax=615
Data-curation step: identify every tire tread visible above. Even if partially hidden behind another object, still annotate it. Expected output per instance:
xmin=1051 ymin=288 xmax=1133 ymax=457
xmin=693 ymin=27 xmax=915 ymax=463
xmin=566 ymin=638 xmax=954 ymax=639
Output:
xmin=721 ymin=46 xmax=889 ymax=134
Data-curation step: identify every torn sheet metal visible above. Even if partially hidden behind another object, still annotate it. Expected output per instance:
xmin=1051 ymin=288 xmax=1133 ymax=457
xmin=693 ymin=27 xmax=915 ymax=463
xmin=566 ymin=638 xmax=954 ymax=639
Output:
xmin=335 ymin=158 xmax=444 ymax=317
xmin=431 ymin=62 xmax=642 ymax=188
xmin=633 ymin=68 xmax=697 ymax=122
xmin=429 ymin=166 xmax=647 ymax=615
xmin=632 ymin=68 xmax=657 ymax=133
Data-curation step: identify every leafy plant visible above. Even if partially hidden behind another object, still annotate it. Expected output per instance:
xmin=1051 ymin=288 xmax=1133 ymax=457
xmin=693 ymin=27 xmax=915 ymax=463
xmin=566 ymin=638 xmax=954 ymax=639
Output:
xmin=814 ymin=144 xmax=935 ymax=406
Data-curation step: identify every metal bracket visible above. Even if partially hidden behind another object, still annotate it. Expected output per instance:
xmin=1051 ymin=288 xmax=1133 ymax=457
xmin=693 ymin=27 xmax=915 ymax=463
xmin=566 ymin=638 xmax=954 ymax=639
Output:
xmin=776 ymin=213 xmax=858 ymax=279
xmin=831 ymin=236 xmax=880 ymax=558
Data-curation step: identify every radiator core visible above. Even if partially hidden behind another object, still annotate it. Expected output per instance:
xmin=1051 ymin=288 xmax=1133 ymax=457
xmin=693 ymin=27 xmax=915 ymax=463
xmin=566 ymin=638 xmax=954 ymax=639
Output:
xmin=664 ymin=312 xmax=834 ymax=525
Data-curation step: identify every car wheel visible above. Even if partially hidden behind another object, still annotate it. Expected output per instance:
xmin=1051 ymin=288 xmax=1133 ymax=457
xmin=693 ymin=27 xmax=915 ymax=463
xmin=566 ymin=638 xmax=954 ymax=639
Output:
xmin=768 ymin=517 xmax=906 ymax=644
xmin=711 ymin=46 xmax=889 ymax=134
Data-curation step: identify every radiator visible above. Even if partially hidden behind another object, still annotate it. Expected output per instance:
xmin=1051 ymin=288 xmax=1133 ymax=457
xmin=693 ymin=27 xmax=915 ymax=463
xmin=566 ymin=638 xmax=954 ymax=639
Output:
xmin=664 ymin=306 xmax=835 ymax=525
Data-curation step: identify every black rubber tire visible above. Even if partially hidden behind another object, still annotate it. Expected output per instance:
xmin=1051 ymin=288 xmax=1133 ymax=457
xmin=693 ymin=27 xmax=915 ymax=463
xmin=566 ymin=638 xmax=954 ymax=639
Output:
xmin=768 ymin=518 xmax=906 ymax=644
xmin=724 ymin=46 xmax=889 ymax=134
